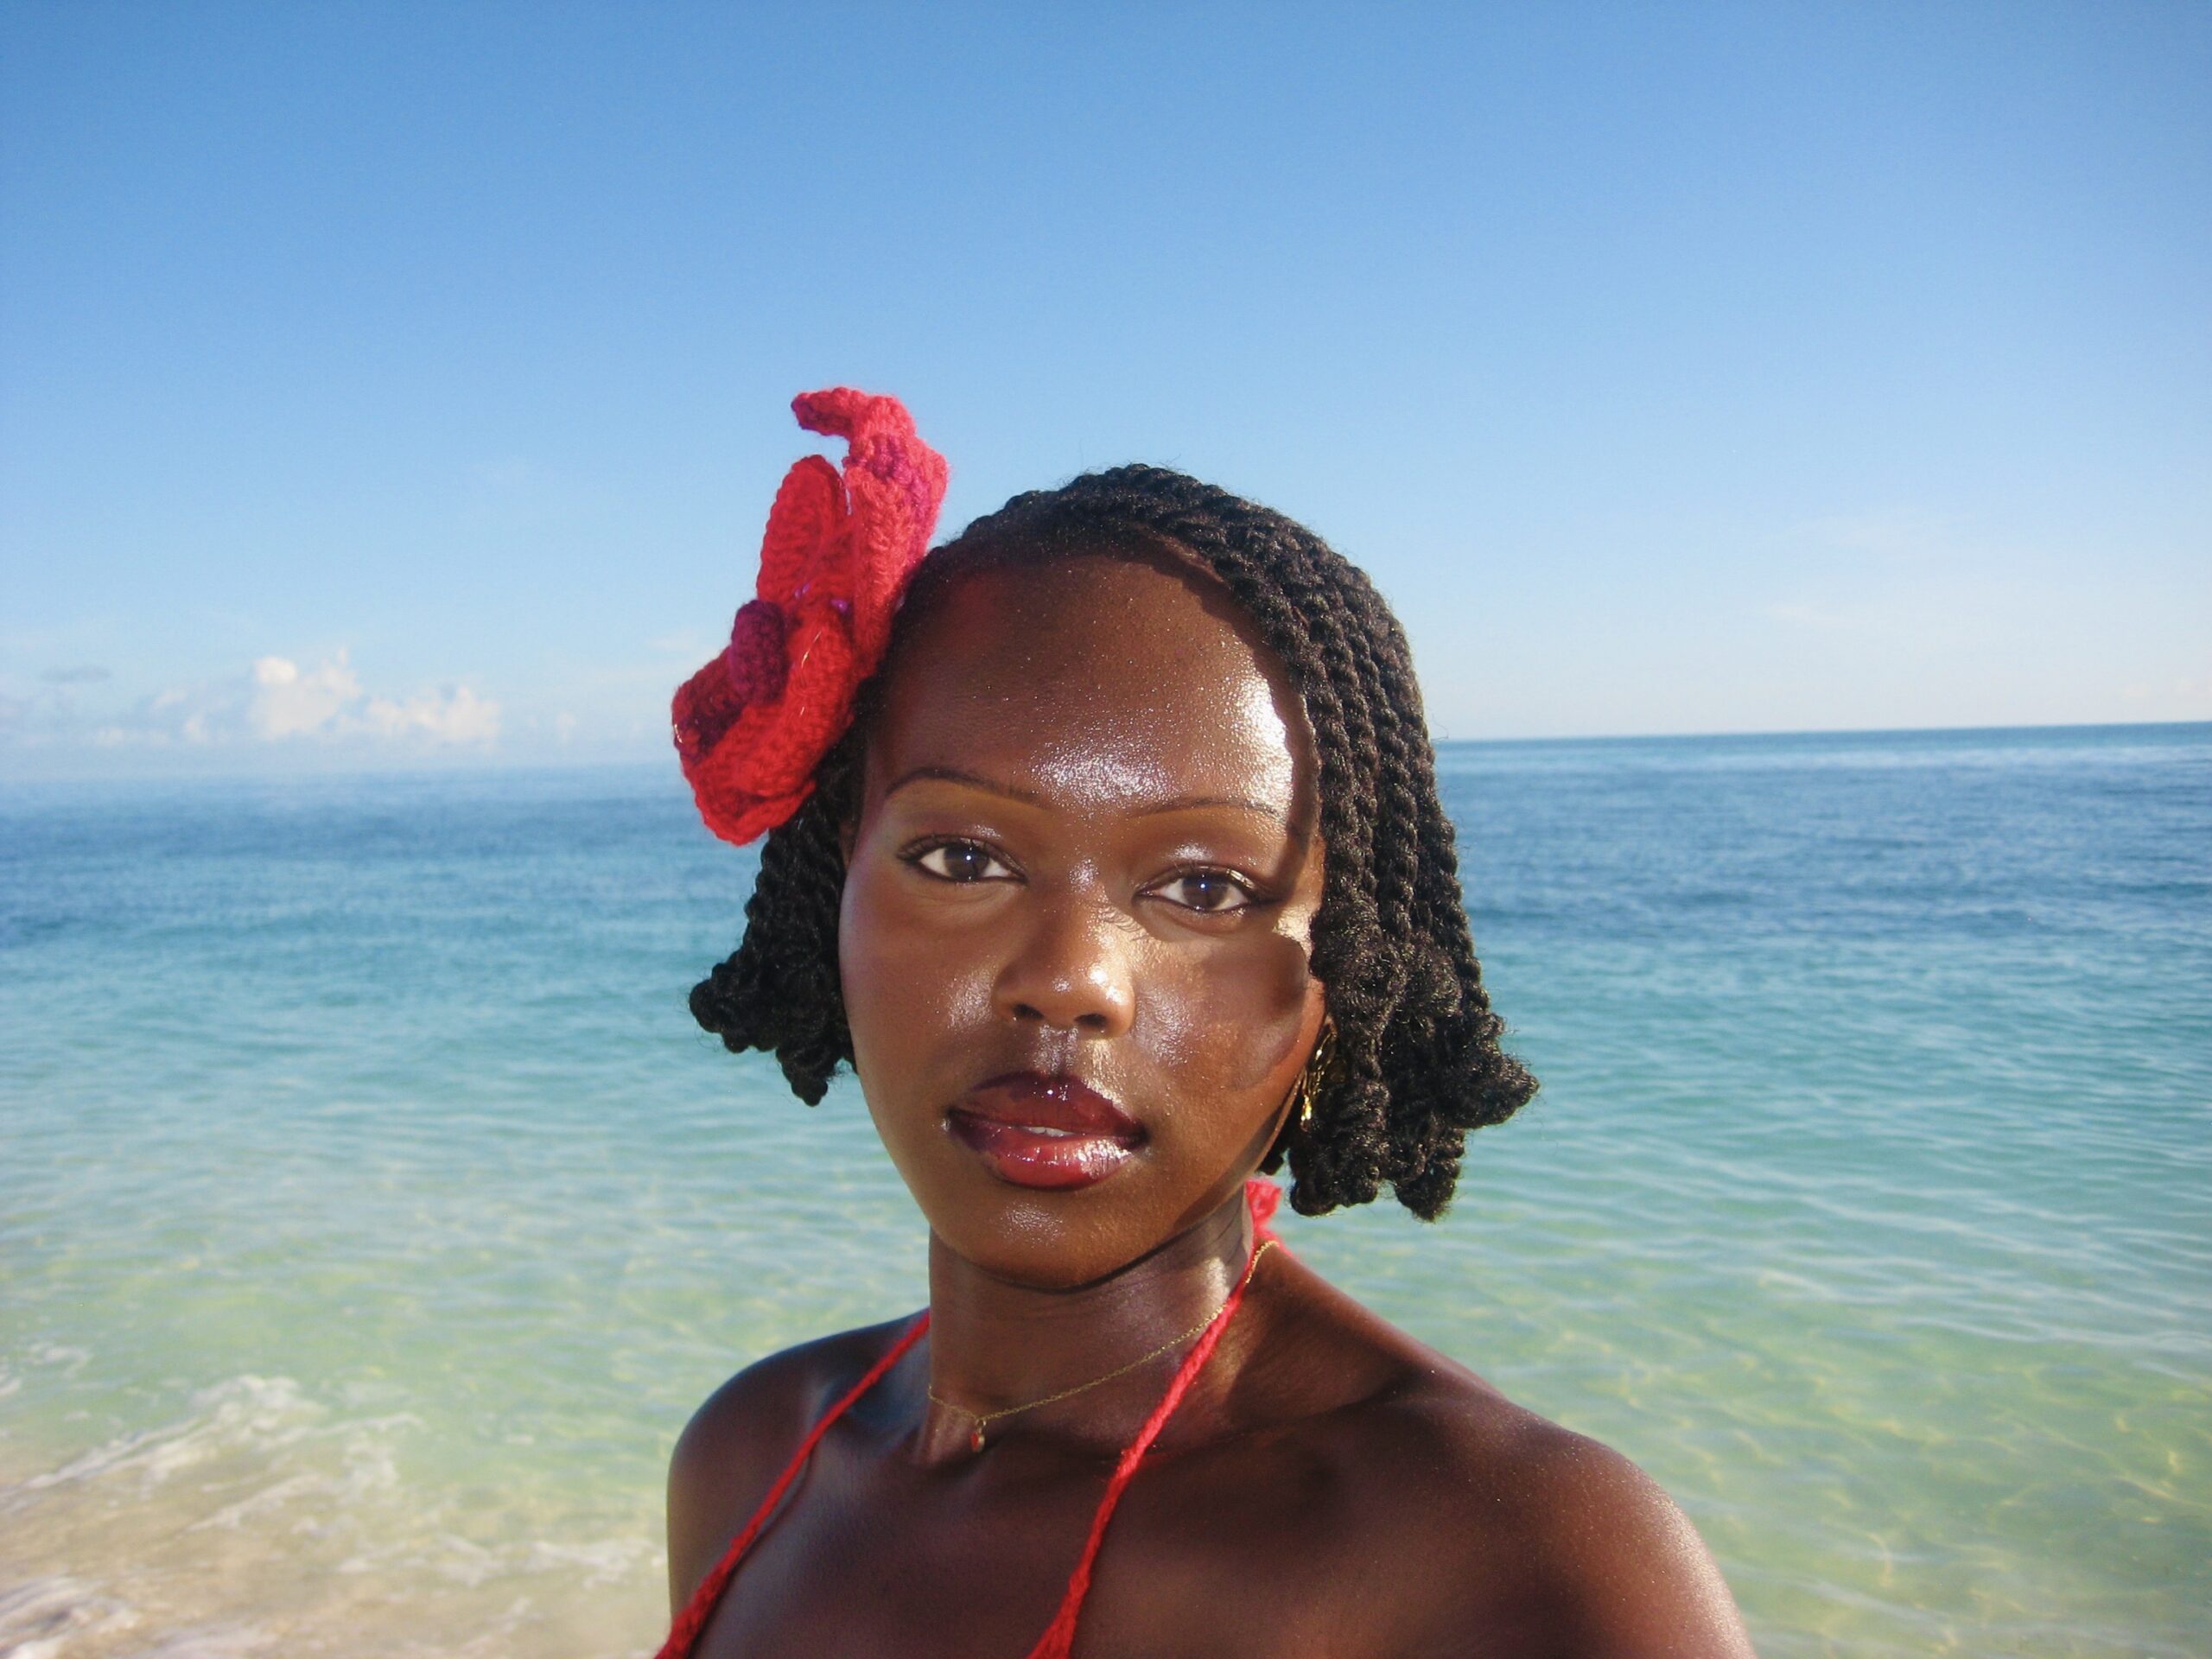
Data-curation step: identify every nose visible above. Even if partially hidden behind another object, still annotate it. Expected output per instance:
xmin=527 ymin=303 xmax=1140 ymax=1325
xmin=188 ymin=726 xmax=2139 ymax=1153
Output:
xmin=992 ymin=893 xmax=1136 ymax=1038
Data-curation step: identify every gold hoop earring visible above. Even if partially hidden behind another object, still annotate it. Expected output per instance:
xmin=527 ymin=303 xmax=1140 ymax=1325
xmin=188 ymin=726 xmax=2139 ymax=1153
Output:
xmin=1294 ymin=1018 xmax=1338 ymax=1133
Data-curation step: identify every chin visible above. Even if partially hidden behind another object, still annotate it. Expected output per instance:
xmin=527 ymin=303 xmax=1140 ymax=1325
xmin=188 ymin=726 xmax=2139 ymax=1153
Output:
xmin=918 ymin=1140 xmax=1267 ymax=1292
xmin=912 ymin=1160 xmax=1167 ymax=1284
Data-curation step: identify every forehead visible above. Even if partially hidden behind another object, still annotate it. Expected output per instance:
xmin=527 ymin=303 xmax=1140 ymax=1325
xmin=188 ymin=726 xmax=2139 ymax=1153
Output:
xmin=863 ymin=550 xmax=1313 ymax=824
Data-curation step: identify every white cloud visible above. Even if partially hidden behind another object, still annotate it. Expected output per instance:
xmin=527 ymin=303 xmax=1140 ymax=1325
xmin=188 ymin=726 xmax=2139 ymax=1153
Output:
xmin=361 ymin=682 xmax=501 ymax=744
xmin=251 ymin=652 xmax=363 ymax=738
xmin=89 ymin=651 xmax=499 ymax=750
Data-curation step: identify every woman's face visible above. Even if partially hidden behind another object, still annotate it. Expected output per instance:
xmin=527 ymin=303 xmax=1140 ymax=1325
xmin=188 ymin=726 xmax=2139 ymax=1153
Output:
xmin=840 ymin=548 xmax=1328 ymax=1287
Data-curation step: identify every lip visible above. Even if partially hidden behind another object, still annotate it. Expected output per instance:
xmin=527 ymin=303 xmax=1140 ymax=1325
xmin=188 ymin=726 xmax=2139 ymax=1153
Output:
xmin=946 ymin=1072 xmax=1143 ymax=1191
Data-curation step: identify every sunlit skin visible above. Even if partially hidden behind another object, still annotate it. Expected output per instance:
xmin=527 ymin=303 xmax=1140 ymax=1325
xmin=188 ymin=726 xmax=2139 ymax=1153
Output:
xmin=667 ymin=549 xmax=1757 ymax=1657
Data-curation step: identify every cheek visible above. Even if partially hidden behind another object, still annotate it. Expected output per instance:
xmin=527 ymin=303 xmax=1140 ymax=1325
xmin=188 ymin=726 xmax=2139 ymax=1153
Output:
xmin=1140 ymin=927 xmax=1319 ymax=1117
xmin=839 ymin=860 xmax=993 ymax=1083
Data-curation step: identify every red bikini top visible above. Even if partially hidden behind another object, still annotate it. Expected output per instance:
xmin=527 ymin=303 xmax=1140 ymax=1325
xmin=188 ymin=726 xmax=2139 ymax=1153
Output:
xmin=656 ymin=1179 xmax=1286 ymax=1659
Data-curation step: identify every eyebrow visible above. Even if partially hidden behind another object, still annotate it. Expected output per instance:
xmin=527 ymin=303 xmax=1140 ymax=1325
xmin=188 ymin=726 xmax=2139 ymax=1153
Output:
xmin=884 ymin=765 xmax=1291 ymax=825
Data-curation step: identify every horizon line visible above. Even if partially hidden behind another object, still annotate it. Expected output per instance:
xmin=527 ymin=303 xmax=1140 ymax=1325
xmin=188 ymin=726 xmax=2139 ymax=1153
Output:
xmin=4 ymin=715 xmax=2207 ymax=791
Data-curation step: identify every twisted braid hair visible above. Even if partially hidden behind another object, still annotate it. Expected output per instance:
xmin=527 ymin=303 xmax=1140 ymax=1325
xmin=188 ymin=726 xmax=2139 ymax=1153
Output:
xmin=690 ymin=465 xmax=1535 ymax=1219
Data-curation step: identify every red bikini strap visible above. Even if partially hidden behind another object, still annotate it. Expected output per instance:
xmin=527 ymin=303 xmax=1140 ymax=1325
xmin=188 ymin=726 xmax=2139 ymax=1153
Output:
xmin=1020 ymin=1178 xmax=1283 ymax=1659
xmin=656 ymin=1313 xmax=933 ymax=1659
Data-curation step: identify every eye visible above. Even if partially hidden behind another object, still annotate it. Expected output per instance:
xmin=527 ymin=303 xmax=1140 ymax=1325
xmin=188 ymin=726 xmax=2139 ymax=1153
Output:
xmin=1147 ymin=868 xmax=1257 ymax=914
xmin=906 ymin=840 xmax=1016 ymax=883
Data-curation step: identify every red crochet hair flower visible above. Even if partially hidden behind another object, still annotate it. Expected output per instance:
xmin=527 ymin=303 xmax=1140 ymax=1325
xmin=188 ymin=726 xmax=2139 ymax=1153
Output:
xmin=672 ymin=389 xmax=949 ymax=845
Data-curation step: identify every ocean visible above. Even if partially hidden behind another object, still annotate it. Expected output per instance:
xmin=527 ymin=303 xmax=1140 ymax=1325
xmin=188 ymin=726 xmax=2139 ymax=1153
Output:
xmin=3 ymin=723 xmax=2207 ymax=1657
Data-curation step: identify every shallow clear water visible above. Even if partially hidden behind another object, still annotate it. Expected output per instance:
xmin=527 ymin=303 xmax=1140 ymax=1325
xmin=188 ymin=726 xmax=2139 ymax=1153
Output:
xmin=3 ymin=724 xmax=2207 ymax=1657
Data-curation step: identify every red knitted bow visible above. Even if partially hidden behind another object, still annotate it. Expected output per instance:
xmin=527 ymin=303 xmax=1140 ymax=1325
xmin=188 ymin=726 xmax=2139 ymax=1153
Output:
xmin=672 ymin=390 xmax=950 ymax=845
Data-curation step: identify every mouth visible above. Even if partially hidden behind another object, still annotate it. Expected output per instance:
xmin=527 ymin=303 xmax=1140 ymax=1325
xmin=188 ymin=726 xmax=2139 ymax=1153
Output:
xmin=946 ymin=1072 xmax=1144 ymax=1191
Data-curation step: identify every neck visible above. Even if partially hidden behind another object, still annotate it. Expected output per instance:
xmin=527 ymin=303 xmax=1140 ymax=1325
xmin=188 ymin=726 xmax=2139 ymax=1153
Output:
xmin=916 ymin=1187 xmax=1256 ymax=1463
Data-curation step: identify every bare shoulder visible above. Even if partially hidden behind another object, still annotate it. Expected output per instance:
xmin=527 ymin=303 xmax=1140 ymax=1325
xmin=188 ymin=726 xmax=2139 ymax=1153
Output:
xmin=1332 ymin=1361 xmax=1756 ymax=1658
xmin=1253 ymin=1273 xmax=1754 ymax=1656
xmin=664 ymin=1317 xmax=915 ymax=1616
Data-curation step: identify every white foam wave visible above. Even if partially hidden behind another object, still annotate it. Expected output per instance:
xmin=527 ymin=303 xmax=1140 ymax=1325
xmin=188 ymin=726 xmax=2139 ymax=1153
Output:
xmin=0 ymin=1373 xmax=664 ymax=1657
xmin=19 ymin=1375 xmax=419 ymax=1500
xmin=0 ymin=1574 xmax=140 ymax=1659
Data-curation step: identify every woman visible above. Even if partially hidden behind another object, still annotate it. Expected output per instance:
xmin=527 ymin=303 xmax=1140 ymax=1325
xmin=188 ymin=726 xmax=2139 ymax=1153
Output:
xmin=660 ymin=390 xmax=1755 ymax=1657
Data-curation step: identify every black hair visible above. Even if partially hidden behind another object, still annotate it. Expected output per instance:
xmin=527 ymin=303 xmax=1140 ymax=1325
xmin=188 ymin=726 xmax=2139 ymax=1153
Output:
xmin=690 ymin=466 xmax=1535 ymax=1219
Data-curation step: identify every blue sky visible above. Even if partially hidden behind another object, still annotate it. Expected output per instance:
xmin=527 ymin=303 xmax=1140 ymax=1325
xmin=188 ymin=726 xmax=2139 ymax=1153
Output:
xmin=3 ymin=2 xmax=2206 ymax=774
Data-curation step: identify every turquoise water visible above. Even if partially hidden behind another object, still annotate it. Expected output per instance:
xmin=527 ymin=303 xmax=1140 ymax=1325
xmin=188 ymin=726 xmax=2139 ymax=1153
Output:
xmin=3 ymin=724 xmax=2207 ymax=1657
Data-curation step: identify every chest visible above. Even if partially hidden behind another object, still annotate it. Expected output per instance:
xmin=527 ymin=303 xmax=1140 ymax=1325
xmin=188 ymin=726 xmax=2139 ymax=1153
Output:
xmin=688 ymin=1431 xmax=1363 ymax=1659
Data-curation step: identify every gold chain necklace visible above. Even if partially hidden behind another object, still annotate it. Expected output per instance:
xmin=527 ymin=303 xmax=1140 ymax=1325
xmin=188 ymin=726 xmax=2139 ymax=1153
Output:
xmin=927 ymin=1237 xmax=1278 ymax=1453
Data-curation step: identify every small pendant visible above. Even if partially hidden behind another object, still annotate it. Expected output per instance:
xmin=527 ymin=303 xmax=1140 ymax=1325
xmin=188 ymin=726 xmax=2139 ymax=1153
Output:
xmin=969 ymin=1424 xmax=987 ymax=1453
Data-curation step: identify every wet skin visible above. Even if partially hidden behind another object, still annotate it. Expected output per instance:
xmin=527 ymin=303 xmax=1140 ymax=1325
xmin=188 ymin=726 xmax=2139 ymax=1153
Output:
xmin=667 ymin=550 xmax=1756 ymax=1657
